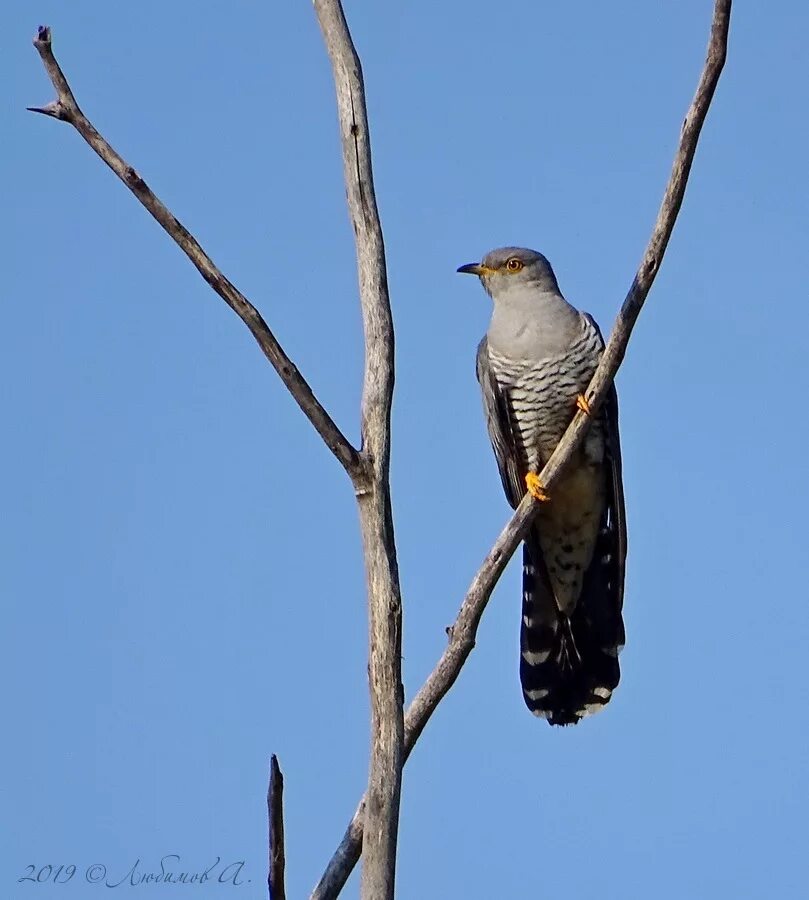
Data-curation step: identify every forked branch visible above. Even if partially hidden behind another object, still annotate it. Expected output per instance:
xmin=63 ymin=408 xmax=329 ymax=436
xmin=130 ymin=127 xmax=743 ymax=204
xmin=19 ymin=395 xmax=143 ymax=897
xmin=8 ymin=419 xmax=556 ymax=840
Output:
xmin=30 ymin=12 xmax=404 ymax=899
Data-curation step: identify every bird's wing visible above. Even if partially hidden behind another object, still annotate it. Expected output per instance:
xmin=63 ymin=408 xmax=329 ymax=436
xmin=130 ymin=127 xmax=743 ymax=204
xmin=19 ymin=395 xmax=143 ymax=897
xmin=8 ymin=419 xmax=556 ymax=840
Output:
xmin=476 ymin=336 xmax=525 ymax=508
xmin=580 ymin=314 xmax=627 ymax=637
xmin=582 ymin=313 xmax=627 ymax=589
xmin=602 ymin=381 xmax=627 ymax=607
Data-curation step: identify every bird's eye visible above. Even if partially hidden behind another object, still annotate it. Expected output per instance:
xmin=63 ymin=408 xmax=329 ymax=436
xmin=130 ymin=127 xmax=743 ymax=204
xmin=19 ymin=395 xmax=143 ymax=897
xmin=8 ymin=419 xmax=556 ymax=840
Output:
xmin=506 ymin=258 xmax=524 ymax=272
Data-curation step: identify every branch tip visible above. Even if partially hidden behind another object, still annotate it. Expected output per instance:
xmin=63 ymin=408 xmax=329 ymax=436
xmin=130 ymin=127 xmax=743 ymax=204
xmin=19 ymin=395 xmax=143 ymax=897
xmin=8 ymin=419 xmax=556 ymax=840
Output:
xmin=268 ymin=755 xmax=286 ymax=900
xmin=26 ymin=102 xmax=64 ymax=118
xmin=34 ymin=25 xmax=52 ymax=46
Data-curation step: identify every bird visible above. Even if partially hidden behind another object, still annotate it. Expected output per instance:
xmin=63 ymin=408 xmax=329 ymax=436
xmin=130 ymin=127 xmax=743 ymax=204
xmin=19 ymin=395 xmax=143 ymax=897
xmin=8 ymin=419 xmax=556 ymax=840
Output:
xmin=458 ymin=247 xmax=627 ymax=725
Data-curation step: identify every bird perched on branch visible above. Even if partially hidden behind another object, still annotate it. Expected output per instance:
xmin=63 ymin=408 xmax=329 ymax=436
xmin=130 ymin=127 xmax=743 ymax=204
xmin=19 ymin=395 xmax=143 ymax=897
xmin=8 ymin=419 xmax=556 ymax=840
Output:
xmin=458 ymin=247 xmax=627 ymax=725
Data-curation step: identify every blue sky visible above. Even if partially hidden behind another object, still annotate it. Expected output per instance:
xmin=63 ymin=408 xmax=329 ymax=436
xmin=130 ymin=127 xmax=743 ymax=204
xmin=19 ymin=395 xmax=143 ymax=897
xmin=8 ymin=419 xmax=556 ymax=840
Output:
xmin=4 ymin=1 xmax=808 ymax=898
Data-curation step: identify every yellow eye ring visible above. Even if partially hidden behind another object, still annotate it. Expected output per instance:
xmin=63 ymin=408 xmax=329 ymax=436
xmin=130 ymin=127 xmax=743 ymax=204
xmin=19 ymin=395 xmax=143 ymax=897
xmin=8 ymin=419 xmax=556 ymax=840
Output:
xmin=506 ymin=257 xmax=524 ymax=272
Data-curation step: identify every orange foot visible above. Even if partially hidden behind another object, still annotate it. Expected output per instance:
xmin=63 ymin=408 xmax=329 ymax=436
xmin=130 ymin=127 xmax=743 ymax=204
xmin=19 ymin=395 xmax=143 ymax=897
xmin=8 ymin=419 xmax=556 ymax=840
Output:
xmin=576 ymin=393 xmax=592 ymax=416
xmin=525 ymin=472 xmax=550 ymax=502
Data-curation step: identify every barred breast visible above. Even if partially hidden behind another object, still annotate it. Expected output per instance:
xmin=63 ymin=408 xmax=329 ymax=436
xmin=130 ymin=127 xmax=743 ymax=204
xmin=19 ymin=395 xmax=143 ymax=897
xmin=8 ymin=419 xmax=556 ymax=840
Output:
xmin=488 ymin=315 xmax=604 ymax=473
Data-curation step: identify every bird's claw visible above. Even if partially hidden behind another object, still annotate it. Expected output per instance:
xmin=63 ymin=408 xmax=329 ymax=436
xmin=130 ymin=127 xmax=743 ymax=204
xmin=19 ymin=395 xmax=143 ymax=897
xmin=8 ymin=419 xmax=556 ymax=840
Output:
xmin=576 ymin=393 xmax=592 ymax=416
xmin=526 ymin=472 xmax=550 ymax=502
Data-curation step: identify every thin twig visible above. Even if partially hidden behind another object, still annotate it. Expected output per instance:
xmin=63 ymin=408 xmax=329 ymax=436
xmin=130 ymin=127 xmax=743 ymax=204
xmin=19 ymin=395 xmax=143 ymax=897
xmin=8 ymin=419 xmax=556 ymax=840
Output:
xmin=268 ymin=755 xmax=286 ymax=900
xmin=312 ymin=3 xmax=404 ymax=898
xmin=311 ymin=1 xmax=732 ymax=896
xmin=28 ymin=26 xmax=364 ymax=486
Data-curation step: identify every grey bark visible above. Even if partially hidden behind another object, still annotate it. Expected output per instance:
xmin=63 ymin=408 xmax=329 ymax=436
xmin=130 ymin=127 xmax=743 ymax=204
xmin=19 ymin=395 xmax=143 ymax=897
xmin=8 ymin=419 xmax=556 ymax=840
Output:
xmin=312 ymin=3 xmax=404 ymax=899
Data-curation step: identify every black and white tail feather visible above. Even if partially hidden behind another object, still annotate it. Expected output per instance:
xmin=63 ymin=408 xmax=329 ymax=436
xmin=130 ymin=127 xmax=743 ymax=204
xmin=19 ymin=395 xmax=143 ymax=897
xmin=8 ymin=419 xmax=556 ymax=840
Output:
xmin=520 ymin=512 xmax=625 ymax=724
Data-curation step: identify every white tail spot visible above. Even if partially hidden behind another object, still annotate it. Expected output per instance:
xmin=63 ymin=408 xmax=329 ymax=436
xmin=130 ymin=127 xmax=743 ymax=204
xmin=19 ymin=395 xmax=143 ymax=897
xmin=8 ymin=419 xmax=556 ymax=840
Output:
xmin=576 ymin=702 xmax=606 ymax=717
xmin=525 ymin=687 xmax=550 ymax=701
xmin=522 ymin=647 xmax=552 ymax=665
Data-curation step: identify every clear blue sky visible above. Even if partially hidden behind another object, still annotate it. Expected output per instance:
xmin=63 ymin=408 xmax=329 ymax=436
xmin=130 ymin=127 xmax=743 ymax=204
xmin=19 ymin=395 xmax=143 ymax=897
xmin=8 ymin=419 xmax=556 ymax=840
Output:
xmin=4 ymin=1 xmax=808 ymax=898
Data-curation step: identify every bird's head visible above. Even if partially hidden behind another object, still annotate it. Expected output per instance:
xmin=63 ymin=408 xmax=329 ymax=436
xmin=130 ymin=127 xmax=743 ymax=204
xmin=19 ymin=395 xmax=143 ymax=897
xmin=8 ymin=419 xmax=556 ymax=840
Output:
xmin=457 ymin=247 xmax=560 ymax=298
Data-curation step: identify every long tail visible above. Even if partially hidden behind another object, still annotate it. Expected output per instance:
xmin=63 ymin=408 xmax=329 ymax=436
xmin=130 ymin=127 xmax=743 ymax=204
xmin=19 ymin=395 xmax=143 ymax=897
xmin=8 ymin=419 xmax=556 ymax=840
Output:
xmin=519 ymin=525 xmax=624 ymax=726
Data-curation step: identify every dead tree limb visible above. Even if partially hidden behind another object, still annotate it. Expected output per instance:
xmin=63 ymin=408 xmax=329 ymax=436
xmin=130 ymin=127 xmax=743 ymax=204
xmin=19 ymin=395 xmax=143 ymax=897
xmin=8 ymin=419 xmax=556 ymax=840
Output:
xmin=268 ymin=755 xmax=286 ymax=900
xmin=311 ymin=1 xmax=732 ymax=896
xmin=28 ymin=26 xmax=364 ymax=485
xmin=312 ymin=4 xmax=405 ymax=898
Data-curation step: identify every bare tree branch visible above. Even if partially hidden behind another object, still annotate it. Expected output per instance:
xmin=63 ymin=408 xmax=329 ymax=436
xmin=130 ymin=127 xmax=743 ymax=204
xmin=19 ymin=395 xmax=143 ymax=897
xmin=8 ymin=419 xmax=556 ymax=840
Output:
xmin=30 ymin=16 xmax=406 ymax=897
xmin=312 ymin=3 xmax=404 ymax=898
xmin=311 ymin=1 xmax=732 ymax=896
xmin=268 ymin=755 xmax=286 ymax=900
xmin=28 ymin=26 xmax=364 ymax=485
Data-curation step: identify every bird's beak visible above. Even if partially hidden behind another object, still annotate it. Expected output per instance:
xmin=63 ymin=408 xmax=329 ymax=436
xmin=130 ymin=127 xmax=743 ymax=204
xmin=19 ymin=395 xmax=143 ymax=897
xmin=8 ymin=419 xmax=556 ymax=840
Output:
xmin=457 ymin=263 xmax=486 ymax=276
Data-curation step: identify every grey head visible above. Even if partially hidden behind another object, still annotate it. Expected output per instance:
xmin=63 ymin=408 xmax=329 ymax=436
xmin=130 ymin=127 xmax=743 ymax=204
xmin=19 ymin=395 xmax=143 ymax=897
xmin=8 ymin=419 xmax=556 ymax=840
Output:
xmin=457 ymin=247 xmax=561 ymax=299
xmin=458 ymin=246 xmax=582 ymax=358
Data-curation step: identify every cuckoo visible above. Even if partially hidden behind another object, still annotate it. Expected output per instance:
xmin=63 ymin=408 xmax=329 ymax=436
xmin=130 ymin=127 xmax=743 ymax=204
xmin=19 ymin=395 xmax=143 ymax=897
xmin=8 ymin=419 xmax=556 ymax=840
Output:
xmin=458 ymin=247 xmax=627 ymax=726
